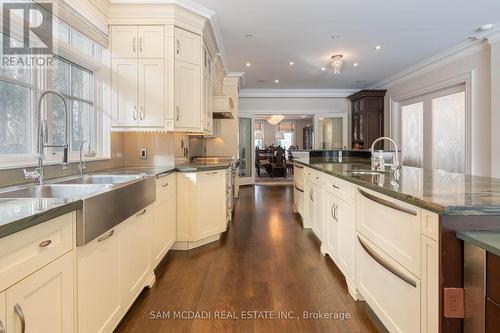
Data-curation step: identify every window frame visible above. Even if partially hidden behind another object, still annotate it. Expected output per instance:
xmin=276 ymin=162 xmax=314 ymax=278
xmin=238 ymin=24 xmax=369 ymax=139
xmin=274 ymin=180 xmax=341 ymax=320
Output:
xmin=0 ymin=20 xmax=110 ymax=169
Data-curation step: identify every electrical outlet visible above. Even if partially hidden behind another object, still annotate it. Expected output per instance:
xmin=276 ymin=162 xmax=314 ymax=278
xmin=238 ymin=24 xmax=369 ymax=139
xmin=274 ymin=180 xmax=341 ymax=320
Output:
xmin=140 ymin=148 xmax=148 ymax=159
xmin=443 ymin=288 xmax=464 ymax=318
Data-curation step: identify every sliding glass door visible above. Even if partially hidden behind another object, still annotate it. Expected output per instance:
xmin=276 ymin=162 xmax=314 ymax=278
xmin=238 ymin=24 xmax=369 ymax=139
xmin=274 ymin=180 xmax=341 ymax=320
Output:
xmin=399 ymin=84 xmax=466 ymax=173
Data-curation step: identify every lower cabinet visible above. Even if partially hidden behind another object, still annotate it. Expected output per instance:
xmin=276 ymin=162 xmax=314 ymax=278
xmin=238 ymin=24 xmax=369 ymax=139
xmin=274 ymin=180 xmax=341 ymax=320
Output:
xmin=5 ymin=251 xmax=74 ymax=333
xmin=77 ymin=205 xmax=154 ymax=333
xmin=305 ymin=177 xmax=323 ymax=241
xmin=154 ymin=173 xmax=177 ymax=266
xmin=176 ymin=170 xmax=227 ymax=249
xmin=0 ymin=292 xmax=5 ymax=333
xmin=77 ymin=228 xmax=122 ymax=333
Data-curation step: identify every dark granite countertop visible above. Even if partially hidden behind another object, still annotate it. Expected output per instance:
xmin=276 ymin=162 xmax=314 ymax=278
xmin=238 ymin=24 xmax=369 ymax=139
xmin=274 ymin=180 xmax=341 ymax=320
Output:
xmin=457 ymin=231 xmax=500 ymax=256
xmin=0 ymin=161 xmax=234 ymax=240
xmin=295 ymin=157 xmax=500 ymax=216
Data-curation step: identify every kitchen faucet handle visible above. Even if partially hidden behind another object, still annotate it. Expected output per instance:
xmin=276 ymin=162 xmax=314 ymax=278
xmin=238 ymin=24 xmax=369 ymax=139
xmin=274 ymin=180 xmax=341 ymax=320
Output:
xmin=23 ymin=169 xmax=41 ymax=181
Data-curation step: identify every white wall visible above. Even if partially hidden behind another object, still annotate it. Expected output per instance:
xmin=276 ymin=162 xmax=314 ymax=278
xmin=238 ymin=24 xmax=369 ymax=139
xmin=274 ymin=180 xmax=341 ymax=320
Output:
xmin=239 ymin=97 xmax=349 ymax=115
xmin=491 ymin=41 xmax=500 ymax=178
xmin=383 ymin=46 xmax=492 ymax=177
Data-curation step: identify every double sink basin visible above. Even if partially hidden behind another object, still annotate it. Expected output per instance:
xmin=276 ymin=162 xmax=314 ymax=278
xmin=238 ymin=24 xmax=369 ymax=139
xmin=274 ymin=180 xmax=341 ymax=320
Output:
xmin=0 ymin=174 xmax=156 ymax=246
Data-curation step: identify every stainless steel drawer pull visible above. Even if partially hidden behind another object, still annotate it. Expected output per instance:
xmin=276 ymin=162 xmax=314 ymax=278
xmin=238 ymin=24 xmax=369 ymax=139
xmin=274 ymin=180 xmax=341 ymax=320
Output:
xmin=331 ymin=184 xmax=340 ymax=189
xmin=39 ymin=240 xmax=52 ymax=248
xmin=97 ymin=230 xmax=114 ymax=242
xmin=162 ymin=183 xmax=169 ymax=188
xmin=14 ymin=303 xmax=26 ymax=333
xmin=295 ymin=165 xmax=304 ymax=169
xmin=358 ymin=189 xmax=417 ymax=216
xmin=358 ymin=236 xmax=417 ymax=288
xmin=206 ymin=171 xmax=218 ymax=175
xmin=294 ymin=185 xmax=304 ymax=193
xmin=136 ymin=209 xmax=147 ymax=217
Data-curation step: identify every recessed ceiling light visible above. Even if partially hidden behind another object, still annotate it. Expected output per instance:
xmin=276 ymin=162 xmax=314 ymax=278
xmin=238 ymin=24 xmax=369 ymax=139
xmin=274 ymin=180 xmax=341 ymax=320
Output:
xmin=289 ymin=61 xmax=294 ymax=66
xmin=246 ymin=62 xmax=251 ymax=67
xmin=375 ymin=45 xmax=382 ymax=50
xmin=477 ymin=23 xmax=495 ymax=32
xmin=274 ymin=79 xmax=279 ymax=84
xmin=353 ymin=62 xmax=359 ymax=67
xmin=245 ymin=34 xmax=254 ymax=38
xmin=321 ymin=67 xmax=326 ymax=71
xmin=331 ymin=34 xmax=341 ymax=39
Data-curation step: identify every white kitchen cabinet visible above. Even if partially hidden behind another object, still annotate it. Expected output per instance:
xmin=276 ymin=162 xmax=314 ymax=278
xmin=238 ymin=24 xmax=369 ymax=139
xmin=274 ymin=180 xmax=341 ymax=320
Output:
xmin=154 ymin=174 xmax=177 ymax=266
xmin=293 ymin=164 xmax=305 ymax=217
xmin=175 ymin=27 xmax=201 ymax=65
xmin=305 ymin=176 xmax=324 ymax=242
xmin=111 ymin=25 xmax=138 ymax=59
xmin=175 ymin=60 xmax=202 ymax=130
xmin=357 ymin=234 xmax=420 ymax=333
xmin=112 ymin=25 xmax=164 ymax=59
xmin=421 ymin=236 xmax=439 ymax=333
xmin=112 ymin=58 xmax=165 ymax=128
xmin=202 ymin=45 xmax=214 ymax=134
xmin=176 ymin=170 xmax=227 ymax=249
xmin=6 ymin=251 xmax=74 ymax=333
xmin=138 ymin=59 xmax=165 ymax=127
xmin=77 ymin=229 xmax=122 ymax=333
xmin=119 ymin=205 xmax=154 ymax=310
xmin=111 ymin=59 xmax=139 ymax=127
xmin=0 ymin=292 xmax=5 ymax=333
xmin=138 ymin=25 xmax=165 ymax=58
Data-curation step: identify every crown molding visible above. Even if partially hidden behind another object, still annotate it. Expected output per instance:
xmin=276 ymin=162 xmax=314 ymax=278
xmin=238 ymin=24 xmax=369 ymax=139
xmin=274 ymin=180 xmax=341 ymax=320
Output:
xmin=369 ymin=39 xmax=489 ymax=89
xmin=486 ymin=27 xmax=500 ymax=44
xmin=240 ymin=89 xmax=357 ymax=98
xmin=108 ymin=0 xmax=229 ymax=74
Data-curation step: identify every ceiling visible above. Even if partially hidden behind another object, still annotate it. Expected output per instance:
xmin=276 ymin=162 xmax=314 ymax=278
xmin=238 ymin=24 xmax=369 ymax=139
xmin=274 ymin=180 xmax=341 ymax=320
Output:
xmin=193 ymin=0 xmax=500 ymax=89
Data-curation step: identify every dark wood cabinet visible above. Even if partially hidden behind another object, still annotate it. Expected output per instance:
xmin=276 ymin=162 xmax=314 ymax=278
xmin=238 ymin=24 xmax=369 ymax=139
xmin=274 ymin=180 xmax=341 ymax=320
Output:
xmin=348 ymin=90 xmax=386 ymax=150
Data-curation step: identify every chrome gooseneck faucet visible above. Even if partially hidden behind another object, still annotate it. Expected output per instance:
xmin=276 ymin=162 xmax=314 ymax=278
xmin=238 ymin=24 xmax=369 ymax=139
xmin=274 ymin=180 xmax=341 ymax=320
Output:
xmin=370 ymin=137 xmax=400 ymax=175
xmin=23 ymin=90 xmax=70 ymax=185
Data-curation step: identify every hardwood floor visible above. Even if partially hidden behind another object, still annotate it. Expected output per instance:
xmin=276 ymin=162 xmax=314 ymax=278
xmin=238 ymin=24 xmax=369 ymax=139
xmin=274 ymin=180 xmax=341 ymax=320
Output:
xmin=115 ymin=185 xmax=384 ymax=333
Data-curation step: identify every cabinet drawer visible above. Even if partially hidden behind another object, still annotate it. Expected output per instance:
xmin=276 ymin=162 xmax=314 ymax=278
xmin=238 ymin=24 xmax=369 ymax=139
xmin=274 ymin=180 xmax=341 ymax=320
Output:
xmin=357 ymin=234 xmax=420 ymax=333
xmin=0 ymin=212 xmax=74 ymax=292
xmin=325 ymin=174 xmax=356 ymax=201
xmin=357 ymin=188 xmax=421 ymax=276
xmin=156 ymin=173 xmax=176 ymax=202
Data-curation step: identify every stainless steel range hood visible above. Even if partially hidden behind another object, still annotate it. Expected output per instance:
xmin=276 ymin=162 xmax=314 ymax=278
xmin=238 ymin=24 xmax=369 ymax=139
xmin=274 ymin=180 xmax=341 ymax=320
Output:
xmin=213 ymin=96 xmax=234 ymax=119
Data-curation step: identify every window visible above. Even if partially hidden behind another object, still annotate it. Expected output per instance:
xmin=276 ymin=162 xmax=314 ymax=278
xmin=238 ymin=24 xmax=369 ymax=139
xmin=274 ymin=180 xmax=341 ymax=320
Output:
xmin=277 ymin=132 xmax=293 ymax=149
xmin=398 ymin=85 xmax=466 ymax=173
xmin=0 ymin=18 xmax=106 ymax=166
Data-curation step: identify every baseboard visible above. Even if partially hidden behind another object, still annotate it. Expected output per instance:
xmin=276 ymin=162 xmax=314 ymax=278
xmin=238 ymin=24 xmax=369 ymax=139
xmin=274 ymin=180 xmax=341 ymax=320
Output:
xmin=172 ymin=234 xmax=221 ymax=250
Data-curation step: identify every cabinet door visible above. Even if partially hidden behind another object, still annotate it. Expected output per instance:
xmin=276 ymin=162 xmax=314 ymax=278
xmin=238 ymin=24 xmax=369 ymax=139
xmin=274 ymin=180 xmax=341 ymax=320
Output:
xmin=112 ymin=59 xmax=138 ymax=127
xmin=138 ymin=59 xmax=165 ymax=127
xmin=0 ymin=292 xmax=6 ymax=333
xmin=77 ymin=229 xmax=121 ymax=333
xmin=324 ymin=190 xmax=339 ymax=260
xmin=154 ymin=176 xmax=177 ymax=266
xmin=195 ymin=171 xmax=226 ymax=239
xmin=119 ymin=207 xmax=154 ymax=310
xmin=336 ymin=197 xmax=356 ymax=282
xmin=421 ymin=236 xmax=439 ymax=333
xmin=366 ymin=110 xmax=383 ymax=150
xmin=6 ymin=252 xmax=74 ymax=333
xmin=138 ymin=25 xmax=164 ymax=58
xmin=175 ymin=61 xmax=201 ymax=130
xmin=111 ymin=26 xmax=138 ymax=59
xmin=174 ymin=27 xmax=201 ymax=65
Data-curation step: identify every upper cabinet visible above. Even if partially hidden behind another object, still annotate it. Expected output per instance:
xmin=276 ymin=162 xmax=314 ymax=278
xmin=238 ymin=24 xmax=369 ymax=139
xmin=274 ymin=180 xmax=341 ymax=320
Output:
xmin=348 ymin=90 xmax=386 ymax=150
xmin=175 ymin=28 xmax=201 ymax=65
xmin=111 ymin=25 xmax=164 ymax=59
xmin=111 ymin=22 xmax=215 ymax=133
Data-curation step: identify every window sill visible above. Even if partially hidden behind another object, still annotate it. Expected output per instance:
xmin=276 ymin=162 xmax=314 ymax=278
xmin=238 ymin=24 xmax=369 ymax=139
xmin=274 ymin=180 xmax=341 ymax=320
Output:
xmin=0 ymin=156 xmax=112 ymax=171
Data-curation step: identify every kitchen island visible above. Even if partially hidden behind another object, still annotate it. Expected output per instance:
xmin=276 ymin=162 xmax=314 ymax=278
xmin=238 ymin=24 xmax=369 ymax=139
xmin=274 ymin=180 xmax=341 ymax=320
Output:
xmin=294 ymin=157 xmax=500 ymax=333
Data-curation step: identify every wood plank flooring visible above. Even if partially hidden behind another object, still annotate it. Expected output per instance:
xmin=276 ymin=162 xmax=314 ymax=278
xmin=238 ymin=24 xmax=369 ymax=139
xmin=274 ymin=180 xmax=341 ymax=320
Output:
xmin=115 ymin=185 xmax=384 ymax=333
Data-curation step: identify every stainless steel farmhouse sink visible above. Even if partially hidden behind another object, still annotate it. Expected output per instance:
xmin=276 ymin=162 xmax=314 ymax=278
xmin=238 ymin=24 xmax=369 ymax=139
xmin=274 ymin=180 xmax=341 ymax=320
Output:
xmin=0 ymin=174 xmax=156 ymax=246
xmin=0 ymin=184 xmax=108 ymax=199
xmin=54 ymin=174 xmax=143 ymax=185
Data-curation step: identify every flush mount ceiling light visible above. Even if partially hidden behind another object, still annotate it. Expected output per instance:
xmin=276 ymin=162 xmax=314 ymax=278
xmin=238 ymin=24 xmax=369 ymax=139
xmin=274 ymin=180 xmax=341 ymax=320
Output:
xmin=267 ymin=115 xmax=285 ymax=125
xmin=331 ymin=54 xmax=343 ymax=74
